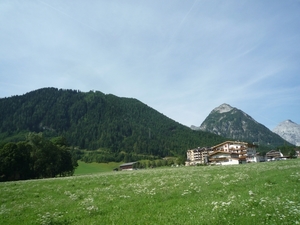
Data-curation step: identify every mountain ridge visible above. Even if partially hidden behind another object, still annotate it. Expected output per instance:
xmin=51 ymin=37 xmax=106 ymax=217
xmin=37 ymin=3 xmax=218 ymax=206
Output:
xmin=273 ymin=120 xmax=300 ymax=146
xmin=0 ymin=87 xmax=226 ymax=158
xmin=191 ymin=103 xmax=290 ymax=148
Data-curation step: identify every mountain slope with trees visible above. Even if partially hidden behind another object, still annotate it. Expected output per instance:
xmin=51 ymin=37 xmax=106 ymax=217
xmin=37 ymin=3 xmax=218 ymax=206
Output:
xmin=0 ymin=88 xmax=225 ymax=159
xmin=194 ymin=103 xmax=290 ymax=149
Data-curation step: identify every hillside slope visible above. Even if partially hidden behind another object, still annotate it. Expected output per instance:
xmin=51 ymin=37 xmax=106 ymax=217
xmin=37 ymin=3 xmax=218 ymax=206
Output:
xmin=273 ymin=120 xmax=300 ymax=146
xmin=0 ymin=88 xmax=225 ymax=157
xmin=193 ymin=103 xmax=289 ymax=148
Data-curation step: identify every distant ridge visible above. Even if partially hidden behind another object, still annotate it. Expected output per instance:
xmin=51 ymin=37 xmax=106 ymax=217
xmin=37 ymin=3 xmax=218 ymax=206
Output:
xmin=191 ymin=103 xmax=289 ymax=148
xmin=273 ymin=120 xmax=300 ymax=146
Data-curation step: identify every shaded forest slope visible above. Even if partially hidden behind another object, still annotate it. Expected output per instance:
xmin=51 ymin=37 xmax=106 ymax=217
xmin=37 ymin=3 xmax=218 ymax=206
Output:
xmin=0 ymin=88 xmax=225 ymax=157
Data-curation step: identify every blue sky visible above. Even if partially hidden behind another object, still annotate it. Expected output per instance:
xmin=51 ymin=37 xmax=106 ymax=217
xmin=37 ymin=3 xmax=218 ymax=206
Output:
xmin=1 ymin=0 xmax=299 ymax=130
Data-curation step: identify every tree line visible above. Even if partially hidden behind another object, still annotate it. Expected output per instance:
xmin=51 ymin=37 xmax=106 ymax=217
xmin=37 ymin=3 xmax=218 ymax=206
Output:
xmin=0 ymin=88 xmax=226 ymax=158
xmin=0 ymin=133 xmax=78 ymax=182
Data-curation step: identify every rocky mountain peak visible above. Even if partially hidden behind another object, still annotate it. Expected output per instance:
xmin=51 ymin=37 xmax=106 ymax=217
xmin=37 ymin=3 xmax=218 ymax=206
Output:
xmin=212 ymin=103 xmax=234 ymax=113
xmin=192 ymin=103 xmax=288 ymax=147
xmin=274 ymin=119 xmax=298 ymax=128
xmin=273 ymin=120 xmax=300 ymax=146
xmin=284 ymin=119 xmax=296 ymax=124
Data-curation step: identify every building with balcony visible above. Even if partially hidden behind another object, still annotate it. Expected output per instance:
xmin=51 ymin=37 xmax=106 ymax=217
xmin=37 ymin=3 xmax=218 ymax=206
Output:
xmin=211 ymin=141 xmax=258 ymax=163
xmin=265 ymin=150 xmax=283 ymax=161
xmin=208 ymin=151 xmax=243 ymax=165
xmin=185 ymin=147 xmax=212 ymax=166
xmin=186 ymin=141 xmax=259 ymax=166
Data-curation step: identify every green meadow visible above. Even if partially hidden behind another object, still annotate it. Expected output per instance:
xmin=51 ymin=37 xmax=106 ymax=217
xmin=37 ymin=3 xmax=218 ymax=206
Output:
xmin=74 ymin=161 xmax=122 ymax=175
xmin=1 ymin=160 xmax=300 ymax=225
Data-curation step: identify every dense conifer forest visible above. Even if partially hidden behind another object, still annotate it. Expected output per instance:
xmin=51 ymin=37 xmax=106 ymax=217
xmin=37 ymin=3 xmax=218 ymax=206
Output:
xmin=0 ymin=88 xmax=226 ymax=160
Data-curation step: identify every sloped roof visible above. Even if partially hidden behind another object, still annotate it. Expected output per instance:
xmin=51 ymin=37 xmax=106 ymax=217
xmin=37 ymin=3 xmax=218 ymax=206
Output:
xmin=119 ymin=162 xmax=137 ymax=167
xmin=211 ymin=141 xmax=249 ymax=149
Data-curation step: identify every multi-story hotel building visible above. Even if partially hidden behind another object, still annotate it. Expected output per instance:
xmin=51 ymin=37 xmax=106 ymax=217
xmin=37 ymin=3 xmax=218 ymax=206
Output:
xmin=185 ymin=147 xmax=212 ymax=166
xmin=186 ymin=141 xmax=258 ymax=166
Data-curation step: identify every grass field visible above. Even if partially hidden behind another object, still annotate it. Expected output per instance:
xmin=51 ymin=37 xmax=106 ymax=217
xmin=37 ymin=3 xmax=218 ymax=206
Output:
xmin=1 ymin=159 xmax=300 ymax=224
xmin=74 ymin=161 xmax=122 ymax=175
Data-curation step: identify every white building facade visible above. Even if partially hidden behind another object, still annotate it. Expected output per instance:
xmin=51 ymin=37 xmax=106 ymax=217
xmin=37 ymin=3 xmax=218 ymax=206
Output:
xmin=186 ymin=141 xmax=259 ymax=166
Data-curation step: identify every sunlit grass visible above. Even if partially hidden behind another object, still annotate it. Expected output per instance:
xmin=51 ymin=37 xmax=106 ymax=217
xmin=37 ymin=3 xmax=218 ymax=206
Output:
xmin=1 ymin=159 xmax=300 ymax=224
xmin=74 ymin=161 xmax=122 ymax=175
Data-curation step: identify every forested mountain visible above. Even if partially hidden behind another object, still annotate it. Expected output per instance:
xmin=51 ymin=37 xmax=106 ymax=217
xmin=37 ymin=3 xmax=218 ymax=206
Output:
xmin=0 ymin=88 xmax=225 ymax=158
xmin=193 ymin=103 xmax=290 ymax=148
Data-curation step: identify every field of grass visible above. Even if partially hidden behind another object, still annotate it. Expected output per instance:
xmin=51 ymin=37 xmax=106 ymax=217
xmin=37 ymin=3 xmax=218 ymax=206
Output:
xmin=74 ymin=161 xmax=122 ymax=175
xmin=1 ymin=159 xmax=300 ymax=224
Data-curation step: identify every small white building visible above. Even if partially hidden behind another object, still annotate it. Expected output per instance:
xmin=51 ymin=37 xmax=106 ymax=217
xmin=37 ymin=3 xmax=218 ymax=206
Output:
xmin=208 ymin=151 xmax=245 ymax=165
xmin=265 ymin=150 xmax=284 ymax=161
